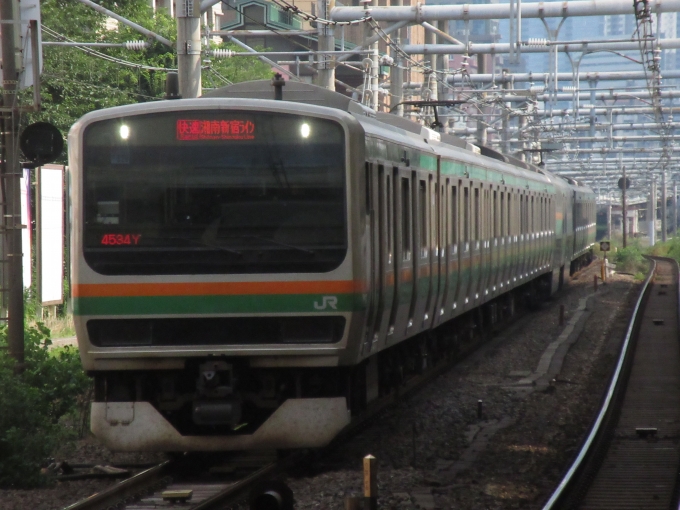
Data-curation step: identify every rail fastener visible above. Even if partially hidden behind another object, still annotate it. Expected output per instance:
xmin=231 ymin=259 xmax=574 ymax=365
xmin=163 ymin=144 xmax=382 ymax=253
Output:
xmin=635 ymin=427 xmax=658 ymax=438
xmin=162 ymin=489 xmax=193 ymax=503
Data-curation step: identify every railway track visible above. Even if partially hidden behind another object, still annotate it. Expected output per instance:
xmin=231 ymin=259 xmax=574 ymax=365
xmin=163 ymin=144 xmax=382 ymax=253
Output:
xmin=545 ymin=257 xmax=680 ymax=509
xmin=62 ymin=452 xmax=289 ymax=510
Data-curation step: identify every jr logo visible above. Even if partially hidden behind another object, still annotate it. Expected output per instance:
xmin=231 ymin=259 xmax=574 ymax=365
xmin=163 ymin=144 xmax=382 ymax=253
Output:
xmin=314 ymin=296 xmax=338 ymax=310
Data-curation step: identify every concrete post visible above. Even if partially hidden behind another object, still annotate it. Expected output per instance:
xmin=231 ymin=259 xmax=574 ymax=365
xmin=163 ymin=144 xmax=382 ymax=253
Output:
xmin=389 ymin=0 xmax=403 ymax=115
xmin=317 ymin=0 xmax=336 ymax=90
xmin=177 ymin=0 xmax=202 ymax=98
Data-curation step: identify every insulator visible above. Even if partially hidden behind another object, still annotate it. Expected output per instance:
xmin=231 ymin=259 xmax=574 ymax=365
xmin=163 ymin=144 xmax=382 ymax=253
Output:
xmin=379 ymin=55 xmax=394 ymax=66
xmin=526 ymin=38 xmax=549 ymax=47
xmin=212 ymin=48 xmax=235 ymax=58
xmin=124 ymin=40 xmax=148 ymax=51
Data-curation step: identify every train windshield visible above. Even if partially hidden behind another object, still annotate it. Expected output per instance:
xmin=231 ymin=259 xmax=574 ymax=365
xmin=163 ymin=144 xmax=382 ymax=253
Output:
xmin=82 ymin=111 xmax=347 ymax=275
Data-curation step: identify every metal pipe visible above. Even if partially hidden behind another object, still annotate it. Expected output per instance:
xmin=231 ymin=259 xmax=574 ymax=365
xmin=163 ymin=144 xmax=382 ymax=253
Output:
xmin=331 ymin=0 xmax=680 ymax=23
xmin=210 ymin=30 xmax=318 ymax=36
xmin=403 ymin=38 xmax=680 ymax=55
xmin=446 ymin=69 xmax=680 ymax=84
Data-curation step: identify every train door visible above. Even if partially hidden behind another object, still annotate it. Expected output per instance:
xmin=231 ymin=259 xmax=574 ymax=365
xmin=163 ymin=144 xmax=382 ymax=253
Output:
xmin=490 ymin=188 xmax=500 ymax=297
xmin=372 ymin=165 xmax=395 ymax=347
xmin=456 ymin=180 xmax=472 ymax=312
xmin=389 ymin=168 xmax=414 ymax=343
xmin=479 ymin=187 xmax=491 ymax=301
xmin=439 ymin=179 xmax=460 ymax=323
xmin=434 ymin=176 xmax=449 ymax=325
xmin=498 ymin=190 xmax=507 ymax=293
xmin=507 ymin=190 xmax=516 ymax=289
xmin=409 ymin=173 xmax=434 ymax=333
xmin=468 ymin=182 xmax=482 ymax=308
xmin=362 ymin=162 xmax=380 ymax=355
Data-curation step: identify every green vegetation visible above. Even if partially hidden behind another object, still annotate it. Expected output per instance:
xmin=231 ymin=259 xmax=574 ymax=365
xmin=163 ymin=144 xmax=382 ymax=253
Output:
xmin=24 ymin=0 xmax=273 ymax=159
xmin=0 ymin=324 xmax=90 ymax=488
xmin=613 ymin=241 xmax=648 ymax=276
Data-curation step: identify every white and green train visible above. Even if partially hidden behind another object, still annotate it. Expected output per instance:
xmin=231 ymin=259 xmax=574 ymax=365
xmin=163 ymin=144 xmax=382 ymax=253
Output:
xmin=68 ymin=80 xmax=596 ymax=452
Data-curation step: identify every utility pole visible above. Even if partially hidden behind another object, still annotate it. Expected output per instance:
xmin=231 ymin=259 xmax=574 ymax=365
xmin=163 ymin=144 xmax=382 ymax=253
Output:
xmin=1 ymin=0 xmax=25 ymax=368
xmin=317 ymin=0 xmax=335 ymax=90
xmin=177 ymin=0 xmax=202 ymax=98
xmin=389 ymin=0 xmax=403 ymax=115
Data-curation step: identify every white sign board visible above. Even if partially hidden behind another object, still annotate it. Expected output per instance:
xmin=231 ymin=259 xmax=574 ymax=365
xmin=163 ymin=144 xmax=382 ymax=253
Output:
xmin=38 ymin=166 xmax=64 ymax=305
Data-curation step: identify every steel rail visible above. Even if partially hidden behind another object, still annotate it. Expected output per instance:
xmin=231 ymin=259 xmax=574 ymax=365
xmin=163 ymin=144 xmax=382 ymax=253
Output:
xmin=542 ymin=259 xmax=657 ymax=509
xmin=62 ymin=461 xmax=174 ymax=510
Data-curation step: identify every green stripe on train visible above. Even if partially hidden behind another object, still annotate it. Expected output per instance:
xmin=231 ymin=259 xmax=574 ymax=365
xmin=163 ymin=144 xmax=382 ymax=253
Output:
xmin=73 ymin=293 xmax=365 ymax=316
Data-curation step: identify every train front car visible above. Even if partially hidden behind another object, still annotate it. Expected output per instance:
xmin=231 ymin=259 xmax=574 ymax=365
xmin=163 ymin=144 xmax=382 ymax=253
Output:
xmin=69 ymin=95 xmax=367 ymax=451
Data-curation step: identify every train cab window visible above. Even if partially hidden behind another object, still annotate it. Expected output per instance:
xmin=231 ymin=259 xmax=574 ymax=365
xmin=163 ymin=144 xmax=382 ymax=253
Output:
xmin=82 ymin=110 xmax=346 ymax=275
xmin=401 ymin=177 xmax=412 ymax=260
xmin=419 ymin=180 xmax=428 ymax=257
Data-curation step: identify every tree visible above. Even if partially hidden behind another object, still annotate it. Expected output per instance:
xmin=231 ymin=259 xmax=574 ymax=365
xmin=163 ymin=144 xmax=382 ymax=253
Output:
xmin=24 ymin=0 xmax=272 ymax=150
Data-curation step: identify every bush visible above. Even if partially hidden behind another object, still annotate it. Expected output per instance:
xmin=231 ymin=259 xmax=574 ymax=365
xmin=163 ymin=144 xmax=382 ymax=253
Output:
xmin=614 ymin=243 xmax=647 ymax=274
xmin=0 ymin=324 xmax=91 ymax=488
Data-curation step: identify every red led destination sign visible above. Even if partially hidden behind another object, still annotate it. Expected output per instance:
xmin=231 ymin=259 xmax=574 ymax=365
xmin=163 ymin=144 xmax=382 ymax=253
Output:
xmin=101 ymin=234 xmax=141 ymax=246
xmin=176 ymin=119 xmax=255 ymax=141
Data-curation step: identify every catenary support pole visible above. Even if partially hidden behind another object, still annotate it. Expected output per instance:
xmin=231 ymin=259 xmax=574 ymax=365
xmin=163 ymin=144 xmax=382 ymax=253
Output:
xmin=177 ymin=0 xmax=202 ymax=98
xmin=662 ymin=171 xmax=668 ymax=242
xmin=389 ymin=0 xmax=404 ymax=115
xmin=622 ymin=161 xmax=627 ymax=249
xmin=0 ymin=0 xmax=25 ymax=369
xmin=317 ymin=0 xmax=335 ymax=90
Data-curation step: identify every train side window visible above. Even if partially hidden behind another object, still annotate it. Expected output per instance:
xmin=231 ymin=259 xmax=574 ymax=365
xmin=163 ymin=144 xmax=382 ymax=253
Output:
xmin=507 ymin=192 xmax=512 ymax=236
xmin=494 ymin=190 xmax=498 ymax=238
xmin=386 ymin=173 xmax=393 ymax=259
xmin=419 ymin=180 xmax=427 ymax=257
xmin=519 ymin=195 xmax=524 ymax=234
xmin=451 ymin=185 xmax=458 ymax=245
xmin=531 ymin=196 xmax=535 ymax=233
xmin=473 ymin=187 xmax=480 ymax=242
xmin=365 ymin=162 xmax=371 ymax=214
xmin=463 ymin=186 xmax=470 ymax=246
xmin=401 ymin=177 xmax=411 ymax=260
xmin=500 ymin=191 xmax=505 ymax=237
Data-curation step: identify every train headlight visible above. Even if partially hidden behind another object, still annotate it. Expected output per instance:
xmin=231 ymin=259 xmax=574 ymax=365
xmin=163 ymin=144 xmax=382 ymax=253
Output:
xmin=119 ymin=124 xmax=130 ymax=140
xmin=300 ymin=123 xmax=310 ymax=138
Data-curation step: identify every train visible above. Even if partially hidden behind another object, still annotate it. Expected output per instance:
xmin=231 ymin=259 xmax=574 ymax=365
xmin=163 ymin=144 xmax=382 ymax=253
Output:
xmin=68 ymin=79 xmax=596 ymax=452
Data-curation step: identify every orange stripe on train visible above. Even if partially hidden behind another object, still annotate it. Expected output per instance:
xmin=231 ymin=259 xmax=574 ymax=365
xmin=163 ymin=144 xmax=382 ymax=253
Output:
xmin=74 ymin=280 xmax=364 ymax=298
